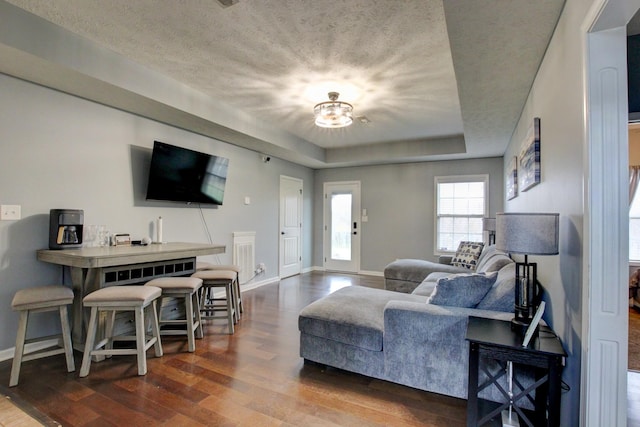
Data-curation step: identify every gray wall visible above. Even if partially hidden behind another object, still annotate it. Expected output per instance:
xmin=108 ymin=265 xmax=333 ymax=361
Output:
xmin=0 ymin=73 xmax=314 ymax=351
xmin=313 ymin=158 xmax=504 ymax=272
xmin=501 ymin=1 xmax=595 ymax=424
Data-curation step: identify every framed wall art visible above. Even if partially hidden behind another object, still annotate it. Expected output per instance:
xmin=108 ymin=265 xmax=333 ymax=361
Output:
xmin=519 ymin=117 xmax=541 ymax=192
xmin=506 ymin=156 xmax=518 ymax=200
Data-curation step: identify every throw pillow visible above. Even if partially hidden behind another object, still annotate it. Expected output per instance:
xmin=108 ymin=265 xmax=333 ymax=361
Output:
xmin=450 ymin=241 xmax=485 ymax=269
xmin=427 ymin=272 xmax=498 ymax=308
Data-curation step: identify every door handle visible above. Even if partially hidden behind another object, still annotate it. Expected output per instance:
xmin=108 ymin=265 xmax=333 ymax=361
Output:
xmin=281 ymin=231 xmax=285 ymax=235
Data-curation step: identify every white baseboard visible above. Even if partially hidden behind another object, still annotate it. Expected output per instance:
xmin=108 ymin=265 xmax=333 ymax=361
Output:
xmin=239 ymin=276 xmax=280 ymax=292
xmin=0 ymin=339 xmax=61 ymax=363
xmin=359 ymin=270 xmax=383 ymax=277
xmin=210 ymin=276 xmax=280 ymax=299
xmin=307 ymin=266 xmax=383 ymax=277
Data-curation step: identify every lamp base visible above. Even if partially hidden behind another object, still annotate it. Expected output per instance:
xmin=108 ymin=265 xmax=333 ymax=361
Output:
xmin=510 ymin=318 xmax=531 ymax=336
xmin=501 ymin=409 xmax=520 ymax=427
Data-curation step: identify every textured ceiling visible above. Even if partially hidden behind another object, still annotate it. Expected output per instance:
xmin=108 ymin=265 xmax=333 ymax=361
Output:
xmin=1 ymin=0 xmax=566 ymax=167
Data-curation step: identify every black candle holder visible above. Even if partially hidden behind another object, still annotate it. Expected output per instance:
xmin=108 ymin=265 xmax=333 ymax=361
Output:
xmin=512 ymin=255 xmax=540 ymax=334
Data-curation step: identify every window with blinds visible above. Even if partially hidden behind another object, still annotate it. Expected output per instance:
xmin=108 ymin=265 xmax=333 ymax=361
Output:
xmin=435 ymin=175 xmax=488 ymax=253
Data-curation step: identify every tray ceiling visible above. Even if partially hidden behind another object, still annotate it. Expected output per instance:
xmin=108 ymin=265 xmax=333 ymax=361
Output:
xmin=1 ymin=0 xmax=565 ymax=167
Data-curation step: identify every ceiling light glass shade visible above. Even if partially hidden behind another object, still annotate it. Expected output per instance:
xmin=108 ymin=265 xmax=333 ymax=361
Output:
xmin=314 ymin=92 xmax=353 ymax=128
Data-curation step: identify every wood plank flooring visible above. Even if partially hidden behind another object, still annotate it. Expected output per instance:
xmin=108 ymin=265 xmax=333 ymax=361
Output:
xmin=0 ymin=271 xmax=638 ymax=426
xmin=0 ymin=272 xmax=466 ymax=426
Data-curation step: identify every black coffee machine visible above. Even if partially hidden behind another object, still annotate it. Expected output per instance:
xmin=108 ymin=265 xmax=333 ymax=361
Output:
xmin=49 ymin=209 xmax=84 ymax=249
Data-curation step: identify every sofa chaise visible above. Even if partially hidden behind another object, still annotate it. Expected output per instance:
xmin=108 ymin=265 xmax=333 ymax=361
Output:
xmin=298 ymin=256 xmax=525 ymax=403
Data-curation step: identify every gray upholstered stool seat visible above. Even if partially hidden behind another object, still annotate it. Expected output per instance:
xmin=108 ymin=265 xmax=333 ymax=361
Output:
xmin=196 ymin=262 xmax=243 ymax=317
xmin=191 ymin=270 xmax=237 ymax=334
xmin=80 ymin=285 xmax=163 ymax=377
xmin=144 ymin=277 xmax=203 ymax=352
xmin=10 ymin=285 xmax=75 ymax=387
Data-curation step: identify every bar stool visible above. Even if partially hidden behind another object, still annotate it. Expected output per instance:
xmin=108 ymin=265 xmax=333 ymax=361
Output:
xmin=191 ymin=270 xmax=236 ymax=334
xmin=196 ymin=262 xmax=243 ymax=317
xmin=144 ymin=277 xmax=203 ymax=352
xmin=10 ymin=285 xmax=75 ymax=387
xmin=80 ymin=285 xmax=163 ymax=377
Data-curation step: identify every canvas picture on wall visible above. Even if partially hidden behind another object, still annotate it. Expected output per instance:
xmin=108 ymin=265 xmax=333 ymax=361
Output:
xmin=519 ymin=117 xmax=541 ymax=192
xmin=506 ymin=156 xmax=518 ymax=200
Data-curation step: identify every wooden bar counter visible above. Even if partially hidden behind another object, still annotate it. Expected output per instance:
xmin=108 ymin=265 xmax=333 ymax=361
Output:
xmin=37 ymin=242 xmax=225 ymax=349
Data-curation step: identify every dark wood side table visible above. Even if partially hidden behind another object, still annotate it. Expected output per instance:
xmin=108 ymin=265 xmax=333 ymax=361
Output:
xmin=465 ymin=316 xmax=566 ymax=427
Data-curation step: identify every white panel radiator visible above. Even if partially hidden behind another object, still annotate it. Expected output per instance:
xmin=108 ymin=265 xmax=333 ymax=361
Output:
xmin=232 ymin=231 xmax=255 ymax=284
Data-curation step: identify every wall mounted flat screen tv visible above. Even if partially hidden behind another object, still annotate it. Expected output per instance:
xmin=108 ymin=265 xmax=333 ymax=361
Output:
xmin=146 ymin=141 xmax=229 ymax=205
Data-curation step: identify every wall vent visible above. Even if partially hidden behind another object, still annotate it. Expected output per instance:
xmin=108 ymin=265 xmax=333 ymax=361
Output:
xmin=233 ymin=231 xmax=255 ymax=284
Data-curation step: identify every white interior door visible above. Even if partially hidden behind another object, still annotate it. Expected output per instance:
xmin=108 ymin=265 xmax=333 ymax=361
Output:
xmin=323 ymin=181 xmax=361 ymax=273
xmin=279 ymin=176 xmax=302 ymax=278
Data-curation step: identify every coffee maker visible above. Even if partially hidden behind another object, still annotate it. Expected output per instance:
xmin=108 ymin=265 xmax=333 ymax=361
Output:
xmin=49 ymin=209 xmax=84 ymax=249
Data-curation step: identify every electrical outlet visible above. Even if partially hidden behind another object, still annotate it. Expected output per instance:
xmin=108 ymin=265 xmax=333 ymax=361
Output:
xmin=255 ymin=263 xmax=266 ymax=274
xmin=0 ymin=205 xmax=21 ymax=220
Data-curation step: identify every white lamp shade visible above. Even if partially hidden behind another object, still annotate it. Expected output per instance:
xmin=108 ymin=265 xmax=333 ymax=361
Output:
xmin=495 ymin=212 xmax=559 ymax=255
xmin=482 ymin=217 xmax=496 ymax=232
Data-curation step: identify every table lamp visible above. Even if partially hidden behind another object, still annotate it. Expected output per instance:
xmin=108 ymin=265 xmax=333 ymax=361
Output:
xmin=482 ymin=217 xmax=496 ymax=245
xmin=495 ymin=212 xmax=559 ymax=333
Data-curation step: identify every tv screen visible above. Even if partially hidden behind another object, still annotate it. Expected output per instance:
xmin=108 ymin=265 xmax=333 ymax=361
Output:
xmin=146 ymin=141 xmax=229 ymax=205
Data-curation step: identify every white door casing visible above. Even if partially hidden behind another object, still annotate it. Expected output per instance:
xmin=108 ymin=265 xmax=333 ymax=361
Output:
xmin=279 ymin=175 xmax=302 ymax=279
xmin=323 ymin=181 xmax=361 ymax=273
xmin=581 ymin=0 xmax=640 ymax=424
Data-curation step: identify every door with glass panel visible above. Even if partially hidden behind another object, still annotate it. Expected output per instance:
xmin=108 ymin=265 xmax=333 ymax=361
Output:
xmin=323 ymin=181 xmax=361 ymax=273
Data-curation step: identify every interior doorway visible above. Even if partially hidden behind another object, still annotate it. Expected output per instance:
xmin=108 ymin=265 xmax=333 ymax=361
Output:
xmin=323 ymin=181 xmax=361 ymax=273
xmin=279 ymin=175 xmax=303 ymax=279
xmin=583 ymin=1 xmax=640 ymax=424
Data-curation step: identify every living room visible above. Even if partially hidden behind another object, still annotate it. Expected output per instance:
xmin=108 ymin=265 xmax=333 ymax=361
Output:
xmin=0 ymin=1 xmax=638 ymax=426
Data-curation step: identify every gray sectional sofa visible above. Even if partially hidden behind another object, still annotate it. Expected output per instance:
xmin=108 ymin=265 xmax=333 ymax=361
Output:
xmin=384 ymin=245 xmax=514 ymax=293
xmin=298 ymin=246 xmax=523 ymax=402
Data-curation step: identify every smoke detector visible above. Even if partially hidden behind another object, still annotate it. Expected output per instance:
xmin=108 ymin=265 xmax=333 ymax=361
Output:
xmin=217 ymin=0 xmax=239 ymax=7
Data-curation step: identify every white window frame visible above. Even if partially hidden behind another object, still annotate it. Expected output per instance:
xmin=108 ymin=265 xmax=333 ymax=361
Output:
xmin=434 ymin=174 xmax=489 ymax=256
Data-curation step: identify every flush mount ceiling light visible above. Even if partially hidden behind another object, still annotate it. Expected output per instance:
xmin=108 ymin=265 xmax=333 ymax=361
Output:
xmin=314 ymin=92 xmax=353 ymax=128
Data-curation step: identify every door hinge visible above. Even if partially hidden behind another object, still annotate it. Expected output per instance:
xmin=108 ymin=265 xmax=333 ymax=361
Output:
xmin=299 ymin=188 xmax=303 ymax=194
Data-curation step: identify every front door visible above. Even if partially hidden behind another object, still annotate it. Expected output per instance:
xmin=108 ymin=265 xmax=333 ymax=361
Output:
xmin=323 ymin=181 xmax=361 ymax=273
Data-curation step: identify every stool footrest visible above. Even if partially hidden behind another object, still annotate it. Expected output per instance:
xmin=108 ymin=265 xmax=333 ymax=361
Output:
xmin=22 ymin=347 xmax=67 ymax=362
xmin=91 ymin=338 xmax=158 ymax=356
xmin=23 ymin=333 xmax=64 ymax=346
xmin=160 ymin=327 xmax=200 ymax=336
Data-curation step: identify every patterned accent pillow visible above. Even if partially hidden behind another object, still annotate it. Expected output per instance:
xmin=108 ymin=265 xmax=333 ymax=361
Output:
xmin=427 ymin=272 xmax=498 ymax=308
xmin=450 ymin=241 xmax=485 ymax=269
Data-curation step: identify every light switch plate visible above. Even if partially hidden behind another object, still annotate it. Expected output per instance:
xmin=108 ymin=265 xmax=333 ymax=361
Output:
xmin=0 ymin=205 xmax=21 ymax=220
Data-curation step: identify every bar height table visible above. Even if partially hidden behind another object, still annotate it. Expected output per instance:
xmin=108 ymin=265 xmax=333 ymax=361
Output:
xmin=37 ymin=242 xmax=225 ymax=350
